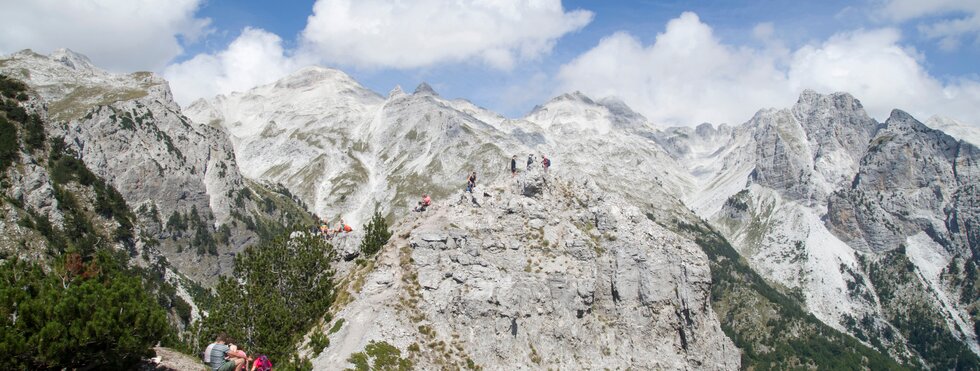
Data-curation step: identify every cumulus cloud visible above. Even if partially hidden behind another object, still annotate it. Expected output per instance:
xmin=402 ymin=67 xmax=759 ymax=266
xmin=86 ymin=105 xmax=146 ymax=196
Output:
xmin=556 ymin=13 xmax=793 ymax=126
xmin=299 ymin=0 xmax=593 ymax=70
xmin=163 ymin=28 xmax=308 ymax=105
xmin=556 ymin=12 xmax=980 ymax=127
xmin=164 ymin=0 xmax=593 ymax=106
xmin=877 ymin=0 xmax=980 ymax=51
xmin=0 ymin=0 xmax=210 ymax=71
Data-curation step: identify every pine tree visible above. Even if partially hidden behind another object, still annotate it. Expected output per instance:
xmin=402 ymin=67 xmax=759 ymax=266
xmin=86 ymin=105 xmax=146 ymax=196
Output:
xmin=0 ymin=252 xmax=169 ymax=369
xmin=359 ymin=212 xmax=392 ymax=257
xmin=201 ymin=232 xmax=335 ymax=366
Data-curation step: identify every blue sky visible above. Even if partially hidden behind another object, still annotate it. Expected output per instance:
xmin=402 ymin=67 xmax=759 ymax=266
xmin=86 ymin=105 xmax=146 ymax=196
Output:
xmin=2 ymin=0 xmax=979 ymax=126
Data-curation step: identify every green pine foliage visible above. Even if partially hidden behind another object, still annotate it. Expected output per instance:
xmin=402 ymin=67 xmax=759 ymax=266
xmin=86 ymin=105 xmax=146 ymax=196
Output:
xmin=864 ymin=249 xmax=980 ymax=369
xmin=0 ymin=116 xmax=18 ymax=176
xmin=346 ymin=341 xmax=412 ymax=371
xmin=23 ymin=113 xmax=45 ymax=152
xmin=308 ymin=330 xmax=330 ymax=356
xmin=0 ymin=74 xmax=29 ymax=98
xmin=0 ymin=252 xmax=169 ymax=369
xmin=360 ymin=211 xmax=392 ymax=257
xmin=201 ymin=232 xmax=336 ymax=366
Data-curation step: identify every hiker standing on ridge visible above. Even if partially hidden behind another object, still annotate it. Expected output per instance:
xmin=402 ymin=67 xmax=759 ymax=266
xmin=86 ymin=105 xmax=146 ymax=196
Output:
xmin=466 ymin=171 xmax=477 ymax=193
xmin=511 ymin=155 xmax=517 ymax=177
xmin=526 ymin=153 xmax=534 ymax=170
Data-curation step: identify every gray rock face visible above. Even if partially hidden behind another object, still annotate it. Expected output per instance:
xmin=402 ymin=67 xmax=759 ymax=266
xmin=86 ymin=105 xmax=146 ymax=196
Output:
xmin=827 ymin=110 xmax=978 ymax=254
xmin=0 ymin=50 xmax=313 ymax=284
xmin=314 ymin=169 xmax=739 ymax=370
xmin=750 ymin=91 xmax=878 ymax=202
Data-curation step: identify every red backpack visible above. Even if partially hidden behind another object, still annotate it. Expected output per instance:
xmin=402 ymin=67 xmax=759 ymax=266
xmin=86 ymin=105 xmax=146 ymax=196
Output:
xmin=253 ymin=355 xmax=272 ymax=371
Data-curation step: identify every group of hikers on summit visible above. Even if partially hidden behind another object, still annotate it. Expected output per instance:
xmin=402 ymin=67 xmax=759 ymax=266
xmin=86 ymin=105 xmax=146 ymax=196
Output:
xmin=513 ymin=153 xmax=550 ymax=177
xmin=202 ymin=333 xmax=272 ymax=371
xmin=413 ymin=153 xmax=553 ymax=213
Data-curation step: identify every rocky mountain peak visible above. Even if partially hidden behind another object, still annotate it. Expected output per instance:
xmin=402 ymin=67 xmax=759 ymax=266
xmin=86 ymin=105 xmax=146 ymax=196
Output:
xmin=597 ymin=96 xmax=649 ymax=129
xmin=49 ymin=48 xmax=97 ymax=71
xmin=387 ymin=85 xmax=405 ymax=99
xmin=413 ymin=82 xmax=438 ymax=96
xmin=885 ymin=109 xmax=932 ymax=133
xmin=273 ymin=65 xmax=357 ymax=90
xmin=554 ymin=90 xmax=595 ymax=104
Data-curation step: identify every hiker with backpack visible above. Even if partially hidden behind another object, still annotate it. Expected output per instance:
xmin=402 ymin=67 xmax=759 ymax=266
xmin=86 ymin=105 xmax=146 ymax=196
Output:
xmin=250 ymin=354 xmax=273 ymax=371
xmin=526 ymin=153 xmax=534 ymax=170
xmin=511 ymin=155 xmax=517 ymax=177
xmin=466 ymin=171 xmax=477 ymax=193
xmin=542 ymin=154 xmax=551 ymax=173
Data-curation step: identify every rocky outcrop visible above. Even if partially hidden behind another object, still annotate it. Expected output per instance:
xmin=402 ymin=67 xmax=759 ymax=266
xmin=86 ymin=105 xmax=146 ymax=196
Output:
xmin=749 ymin=91 xmax=878 ymax=203
xmin=827 ymin=109 xmax=976 ymax=253
xmin=313 ymin=169 xmax=739 ymax=370
xmin=0 ymin=50 xmax=315 ymax=285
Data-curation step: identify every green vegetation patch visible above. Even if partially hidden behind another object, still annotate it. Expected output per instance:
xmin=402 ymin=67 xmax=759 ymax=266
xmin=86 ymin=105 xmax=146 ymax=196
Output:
xmin=199 ymin=232 xmax=336 ymax=368
xmin=0 ymin=252 xmax=169 ymax=369
xmin=346 ymin=341 xmax=412 ymax=371
xmin=863 ymin=249 xmax=980 ymax=370
xmin=672 ymin=219 xmax=909 ymax=370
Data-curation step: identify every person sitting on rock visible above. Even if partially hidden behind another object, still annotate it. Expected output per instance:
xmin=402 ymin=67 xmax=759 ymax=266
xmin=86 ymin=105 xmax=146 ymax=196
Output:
xmin=216 ymin=343 xmax=249 ymax=371
xmin=339 ymin=219 xmax=353 ymax=232
xmin=319 ymin=221 xmax=330 ymax=238
xmin=205 ymin=333 xmax=228 ymax=371
xmin=414 ymin=193 xmax=432 ymax=212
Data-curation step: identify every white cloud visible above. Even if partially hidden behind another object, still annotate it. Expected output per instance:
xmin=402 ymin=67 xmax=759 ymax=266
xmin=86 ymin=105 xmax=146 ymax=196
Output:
xmin=556 ymin=12 xmax=980 ymax=127
xmin=878 ymin=0 xmax=980 ymax=51
xmin=163 ymin=0 xmax=593 ymax=106
xmin=0 ymin=0 xmax=210 ymax=72
xmin=298 ymin=0 xmax=593 ymax=70
xmin=556 ymin=12 xmax=793 ymax=126
xmin=163 ymin=28 xmax=308 ymax=105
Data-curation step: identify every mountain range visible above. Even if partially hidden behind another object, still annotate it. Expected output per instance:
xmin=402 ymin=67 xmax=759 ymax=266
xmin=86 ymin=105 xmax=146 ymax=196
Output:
xmin=1 ymin=49 xmax=978 ymax=369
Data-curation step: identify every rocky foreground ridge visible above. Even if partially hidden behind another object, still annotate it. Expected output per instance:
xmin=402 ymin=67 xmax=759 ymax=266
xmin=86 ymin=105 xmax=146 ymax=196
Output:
xmin=311 ymin=168 xmax=739 ymax=370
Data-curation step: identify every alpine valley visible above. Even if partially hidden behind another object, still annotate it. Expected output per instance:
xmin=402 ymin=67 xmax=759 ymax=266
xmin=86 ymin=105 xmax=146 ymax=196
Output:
xmin=1 ymin=49 xmax=977 ymax=370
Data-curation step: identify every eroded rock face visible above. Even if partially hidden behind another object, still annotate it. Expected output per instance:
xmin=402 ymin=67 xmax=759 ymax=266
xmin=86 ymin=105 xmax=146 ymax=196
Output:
xmin=750 ymin=91 xmax=879 ymax=203
xmin=314 ymin=169 xmax=739 ymax=370
xmin=827 ymin=110 xmax=979 ymax=254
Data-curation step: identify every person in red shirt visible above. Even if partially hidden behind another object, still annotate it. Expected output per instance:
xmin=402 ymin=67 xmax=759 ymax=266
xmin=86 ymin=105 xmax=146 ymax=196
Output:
xmin=414 ymin=193 xmax=432 ymax=212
